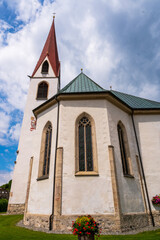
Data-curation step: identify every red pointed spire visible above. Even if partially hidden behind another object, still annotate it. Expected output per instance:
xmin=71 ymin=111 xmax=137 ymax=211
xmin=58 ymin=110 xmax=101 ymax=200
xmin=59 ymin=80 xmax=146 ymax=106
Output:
xmin=32 ymin=17 xmax=60 ymax=77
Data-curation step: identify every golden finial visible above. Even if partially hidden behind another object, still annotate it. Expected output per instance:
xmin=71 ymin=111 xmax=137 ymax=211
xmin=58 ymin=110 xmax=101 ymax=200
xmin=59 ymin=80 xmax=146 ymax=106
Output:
xmin=53 ymin=13 xmax=56 ymax=19
xmin=110 ymin=86 xmax=112 ymax=90
xmin=81 ymin=68 xmax=83 ymax=73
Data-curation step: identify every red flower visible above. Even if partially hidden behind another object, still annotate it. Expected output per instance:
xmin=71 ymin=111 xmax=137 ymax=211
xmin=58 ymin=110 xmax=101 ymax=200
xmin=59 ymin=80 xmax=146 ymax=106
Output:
xmin=72 ymin=215 xmax=100 ymax=237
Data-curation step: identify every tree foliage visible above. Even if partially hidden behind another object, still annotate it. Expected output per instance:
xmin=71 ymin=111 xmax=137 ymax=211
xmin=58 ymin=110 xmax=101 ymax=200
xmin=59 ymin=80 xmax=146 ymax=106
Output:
xmin=0 ymin=180 xmax=12 ymax=191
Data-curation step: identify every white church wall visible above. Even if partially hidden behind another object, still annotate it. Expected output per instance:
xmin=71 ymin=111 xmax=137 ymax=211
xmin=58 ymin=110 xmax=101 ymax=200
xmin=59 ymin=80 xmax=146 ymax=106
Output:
xmin=134 ymin=114 xmax=160 ymax=211
xmin=27 ymin=104 xmax=58 ymax=215
xmin=9 ymin=77 xmax=58 ymax=206
xmin=106 ymin=101 xmax=145 ymax=214
xmin=58 ymin=99 xmax=115 ymax=215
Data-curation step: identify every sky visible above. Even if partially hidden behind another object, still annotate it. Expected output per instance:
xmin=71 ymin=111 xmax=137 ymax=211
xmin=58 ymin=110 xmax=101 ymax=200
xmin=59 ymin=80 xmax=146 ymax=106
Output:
xmin=0 ymin=0 xmax=160 ymax=186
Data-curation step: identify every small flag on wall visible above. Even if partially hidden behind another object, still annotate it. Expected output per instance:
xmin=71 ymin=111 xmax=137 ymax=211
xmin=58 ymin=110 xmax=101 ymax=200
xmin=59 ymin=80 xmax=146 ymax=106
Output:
xmin=30 ymin=116 xmax=36 ymax=131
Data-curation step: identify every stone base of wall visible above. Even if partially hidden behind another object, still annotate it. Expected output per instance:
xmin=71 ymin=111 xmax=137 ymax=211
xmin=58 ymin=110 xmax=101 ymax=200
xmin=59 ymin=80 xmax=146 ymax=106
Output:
xmin=121 ymin=213 xmax=149 ymax=232
xmin=24 ymin=213 xmax=50 ymax=230
xmin=7 ymin=204 xmax=25 ymax=214
xmin=22 ymin=212 xmax=157 ymax=233
xmin=152 ymin=211 xmax=160 ymax=226
xmin=53 ymin=214 xmax=121 ymax=233
xmin=24 ymin=213 xmax=121 ymax=233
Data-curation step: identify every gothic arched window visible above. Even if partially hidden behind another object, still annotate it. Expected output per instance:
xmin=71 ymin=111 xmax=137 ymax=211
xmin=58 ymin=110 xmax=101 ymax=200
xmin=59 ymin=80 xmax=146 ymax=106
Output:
xmin=79 ymin=117 xmax=93 ymax=171
xmin=42 ymin=60 xmax=49 ymax=74
xmin=37 ymin=81 xmax=48 ymax=99
xmin=75 ymin=113 xmax=98 ymax=175
xmin=117 ymin=121 xmax=132 ymax=176
xmin=38 ymin=122 xmax=52 ymax=179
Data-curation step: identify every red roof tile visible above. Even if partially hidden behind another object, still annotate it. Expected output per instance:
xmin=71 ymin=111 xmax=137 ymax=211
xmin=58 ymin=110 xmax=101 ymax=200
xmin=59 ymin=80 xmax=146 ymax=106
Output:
xmin=32 ymin=18 xmax=60 ymax=77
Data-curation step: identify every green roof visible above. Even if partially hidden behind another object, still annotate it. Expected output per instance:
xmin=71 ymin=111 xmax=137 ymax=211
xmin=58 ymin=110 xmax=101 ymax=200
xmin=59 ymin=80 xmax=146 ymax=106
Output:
xmin=33 ymin=72 xmax=160 ymax=116
xmin=110 ymin=90 xmax=160 ymax=109
xmin=59 ymin=72 xmax=160 ymax=109
xmin=59 ymin=72 xmax=105 ymax=93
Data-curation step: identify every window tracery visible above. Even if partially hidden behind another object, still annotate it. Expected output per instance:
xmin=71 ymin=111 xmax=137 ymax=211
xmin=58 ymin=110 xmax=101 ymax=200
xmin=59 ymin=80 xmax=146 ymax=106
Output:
xmin=75 ymin=113 xmax=98 ymax=176
xmin=78 ymin=117 xmax=93 ymax=171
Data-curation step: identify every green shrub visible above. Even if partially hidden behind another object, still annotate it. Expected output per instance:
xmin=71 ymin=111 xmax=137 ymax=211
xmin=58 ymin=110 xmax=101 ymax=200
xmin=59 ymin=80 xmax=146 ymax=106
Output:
xmin=0 ymin=199 xmax=8 ymax=212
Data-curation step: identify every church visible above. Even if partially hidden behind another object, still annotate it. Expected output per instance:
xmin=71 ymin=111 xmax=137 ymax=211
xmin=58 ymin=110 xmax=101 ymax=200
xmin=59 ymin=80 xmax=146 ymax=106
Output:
xmin=8 ymin=18 xmax=160 ymax=233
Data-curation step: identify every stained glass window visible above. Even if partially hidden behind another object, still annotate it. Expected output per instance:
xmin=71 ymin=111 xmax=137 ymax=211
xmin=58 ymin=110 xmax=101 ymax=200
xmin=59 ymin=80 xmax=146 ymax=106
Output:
xmin=78 ymin=117 xmax=93 ymax=171
xmin=43 ymin=124 xmax=52 ymax=176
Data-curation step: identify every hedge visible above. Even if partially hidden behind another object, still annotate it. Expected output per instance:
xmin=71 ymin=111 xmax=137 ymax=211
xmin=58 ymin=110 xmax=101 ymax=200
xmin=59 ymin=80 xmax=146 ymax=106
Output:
xmin=0 ymin=199 xmax=8 ymax=212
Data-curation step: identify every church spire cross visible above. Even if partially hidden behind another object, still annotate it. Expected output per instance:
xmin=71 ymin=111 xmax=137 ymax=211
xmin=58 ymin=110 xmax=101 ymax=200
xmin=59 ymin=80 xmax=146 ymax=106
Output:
xmin=31 ymin=17 xmax=60 ymax=77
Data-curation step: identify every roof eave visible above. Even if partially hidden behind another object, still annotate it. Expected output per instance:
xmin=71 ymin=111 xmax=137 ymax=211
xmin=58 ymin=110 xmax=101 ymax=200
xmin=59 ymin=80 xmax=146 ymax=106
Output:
xmin=133 ymin=108 xmax=160 ymax=114
xmin=33 ymin=91 xmax=160 ymax=118
xmin=33 ymin=91 xmax=131 ymax=117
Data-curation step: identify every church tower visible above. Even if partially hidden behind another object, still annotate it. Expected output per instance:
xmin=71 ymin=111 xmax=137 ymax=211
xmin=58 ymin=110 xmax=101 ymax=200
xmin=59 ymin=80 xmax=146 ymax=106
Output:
xmin=8 ymin=18 xmax=60 ymax=214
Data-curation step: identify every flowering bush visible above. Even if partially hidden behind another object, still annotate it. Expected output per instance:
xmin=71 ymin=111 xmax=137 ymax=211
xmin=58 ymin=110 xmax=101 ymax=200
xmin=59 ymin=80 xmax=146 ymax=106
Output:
xmin=72 ymin=215 xmax=100 ymax=238
xmin=152 ymin=194 xmax=160 ymax=205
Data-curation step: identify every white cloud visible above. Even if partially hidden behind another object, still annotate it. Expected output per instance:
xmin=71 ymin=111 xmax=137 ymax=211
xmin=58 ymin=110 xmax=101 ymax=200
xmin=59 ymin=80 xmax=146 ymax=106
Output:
xmin=0 ymin=19 xmax=12 ymax=31
xmin=0 ymin=111 xmax=10 ymax=134
xmin=0 ymin=0 xmax=160 ymax=148
xmin=139 ymin=83 xmax=160 ymax=100
xmin=0 ymin=0 xmax=159 ymax=114
xmin=0 ymin=19 xmax=12 ymax=46
xmin=0 ymin=111 xmax=10 ymax=145
xmin=0 ymin=100 xmax=14 ymax=113
xmin=0 ymin=170 xmax=13 ymax=186
xmin=9 ymin=123 xmax=21 ymax=141
xmin=6 ymin=0 xmax=42 ymax=23
xmin=106 ymin=0 xmax=145 ymax=16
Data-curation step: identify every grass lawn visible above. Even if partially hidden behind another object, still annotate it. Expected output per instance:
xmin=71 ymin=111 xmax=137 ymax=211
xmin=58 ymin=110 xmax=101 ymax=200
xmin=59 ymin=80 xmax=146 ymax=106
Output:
xmin=0 ymin=215 xmax=160 ymax=240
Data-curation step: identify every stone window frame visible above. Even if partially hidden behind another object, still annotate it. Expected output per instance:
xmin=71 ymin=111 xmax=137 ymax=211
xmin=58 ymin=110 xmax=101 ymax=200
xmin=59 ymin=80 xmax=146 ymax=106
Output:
xmin=117 ymin=121 xmax=134 ymax=178
xmin=37 ymin=121 xmax=52 ymax=181
xmin=41 ymin=60 xmax=49 ymax=74
xmin=36 ymin=81 xmax=49 ymax=100
xmin=75 ymin=112 xmax=99 ymax=176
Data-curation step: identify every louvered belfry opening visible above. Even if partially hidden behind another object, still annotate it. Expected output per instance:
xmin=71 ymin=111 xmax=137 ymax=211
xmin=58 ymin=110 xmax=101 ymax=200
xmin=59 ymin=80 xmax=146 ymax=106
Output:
xmin=78 ymin=117 xmax=93 ymax=171
xmin=42 ymin=60 xmax=49 ymax=74
xmin=37 ymin=82 xmax=48 ymax=99
xmin=117 ymin=123 xmax=130 ymax=175
xmin=43 ymin=124 xmax=52 ymax=176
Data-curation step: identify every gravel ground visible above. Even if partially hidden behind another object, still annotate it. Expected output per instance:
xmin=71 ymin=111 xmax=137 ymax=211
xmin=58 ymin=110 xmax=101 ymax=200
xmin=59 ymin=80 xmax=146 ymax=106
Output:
xmin=16 ymin=220 xmax=160 ymax=235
